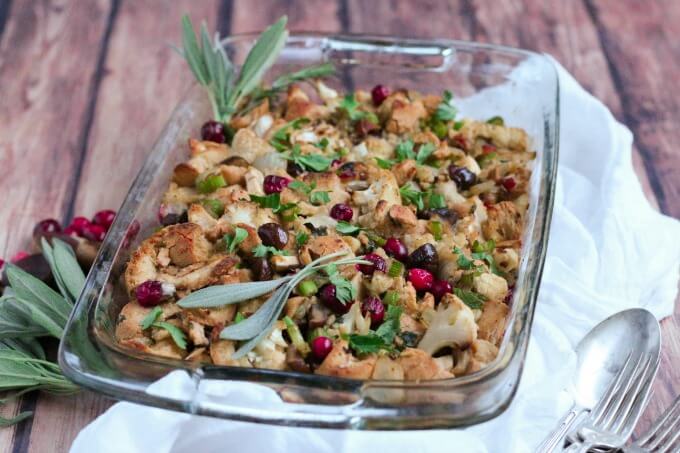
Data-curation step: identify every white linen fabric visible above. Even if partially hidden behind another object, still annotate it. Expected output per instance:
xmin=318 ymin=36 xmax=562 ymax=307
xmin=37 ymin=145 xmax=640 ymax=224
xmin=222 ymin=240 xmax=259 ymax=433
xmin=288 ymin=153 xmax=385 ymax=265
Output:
xmin=70 ymin=60 xmax=680 ymax=453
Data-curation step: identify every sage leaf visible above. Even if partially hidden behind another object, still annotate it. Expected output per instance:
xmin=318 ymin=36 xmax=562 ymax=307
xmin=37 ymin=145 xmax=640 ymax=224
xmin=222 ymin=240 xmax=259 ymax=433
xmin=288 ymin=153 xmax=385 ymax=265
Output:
xmin=0 ymin=411 xmax=32 ymax=427
xmin=177 ymin=277 xmax=291 ymax=308
xmin=0 ymin=296 xmax=49 ymax=339
xmin=40 ymin=238 xmax=70 ymax=301
xmin=52 ymin=239 xmax=85 ymax=302
xmin=230 ymin=16 xmax=288 ymax=106
xmin=5 ymin=265 xmax=70 ymax=338
xmin=220 ymin=285 xmax=287 ymax=341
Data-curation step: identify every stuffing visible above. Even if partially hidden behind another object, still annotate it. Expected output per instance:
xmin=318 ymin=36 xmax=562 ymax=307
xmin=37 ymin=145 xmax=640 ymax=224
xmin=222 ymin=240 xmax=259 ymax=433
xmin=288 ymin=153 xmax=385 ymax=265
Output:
xmin=117 ymin=78 xmax=534 ymax=379
xmin=315 ymin=340 xmax=377 ymax=379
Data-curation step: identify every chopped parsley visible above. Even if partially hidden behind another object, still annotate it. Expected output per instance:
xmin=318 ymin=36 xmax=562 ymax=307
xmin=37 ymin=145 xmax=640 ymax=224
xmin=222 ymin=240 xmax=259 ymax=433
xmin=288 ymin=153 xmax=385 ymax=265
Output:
xmin=339 ymin=94 xmax=379 ymax=123
xmin=295 ymin=231 xmax=309 ymax=247
xmin=223 ymin=227 xmax=248 ymax=253
xmin=139 ymin=306 xmax=187 ymax=349
xmin=399 ymin=183 xmax=426 ymax=211
xmin=283 ymin=144 xmax=335 ymax=172
xmin=335 ymin=221 xmax=363 ymax=235
xmin=324 ymin=264 xmax=355 ymax=305
xmin=415 ymin=143 xmax=436 ymax=165
xmin=428 ymin=193 xmax=446 ymax=209
xmin=252 ymin=244 xmax=291 ymax=257
xmin=249 ymin=193 xmax=298 ymax=215
xmin=288 ymin=180 xmax=330 ymax=205
xmin=348 ymin=305 xmax=402 ymax=354
xmin=375 ymin=157 xmax=396 ymax=169
xmin=486 ymin=115 xmax=505 ymax=126
xmin=269 ymin=117 xmax=310 ymax=151
xmin=434 ymin=90 xmax=457 ymax=122
xmin=313 ymin=137 xmax=329 ymax=149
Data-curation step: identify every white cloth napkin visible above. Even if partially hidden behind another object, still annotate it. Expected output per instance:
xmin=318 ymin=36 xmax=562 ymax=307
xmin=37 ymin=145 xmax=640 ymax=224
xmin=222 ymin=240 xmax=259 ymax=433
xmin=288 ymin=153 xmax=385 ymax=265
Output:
xmin=70 ymin=60 xmax=680 ymax=453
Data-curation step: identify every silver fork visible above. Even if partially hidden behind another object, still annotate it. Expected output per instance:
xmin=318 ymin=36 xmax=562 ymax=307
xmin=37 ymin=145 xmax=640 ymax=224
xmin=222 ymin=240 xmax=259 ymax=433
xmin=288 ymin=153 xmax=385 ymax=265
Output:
xmin=564 ymin=352 xmax=658 ymax=452
xmin=625 ymin=393 xmax=680 ymax=453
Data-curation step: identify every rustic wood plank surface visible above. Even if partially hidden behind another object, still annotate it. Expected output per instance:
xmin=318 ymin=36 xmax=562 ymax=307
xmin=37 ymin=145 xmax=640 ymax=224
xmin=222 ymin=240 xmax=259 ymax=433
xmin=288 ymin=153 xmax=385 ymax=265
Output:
xmin=0 ymin=1 xmax=677 ymax=451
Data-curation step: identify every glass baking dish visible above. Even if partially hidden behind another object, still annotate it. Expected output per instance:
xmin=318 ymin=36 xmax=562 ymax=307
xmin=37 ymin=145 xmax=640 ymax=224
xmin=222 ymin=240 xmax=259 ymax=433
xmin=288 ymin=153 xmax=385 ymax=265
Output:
xmin=59 ymin=33 xmax=558 ymax=430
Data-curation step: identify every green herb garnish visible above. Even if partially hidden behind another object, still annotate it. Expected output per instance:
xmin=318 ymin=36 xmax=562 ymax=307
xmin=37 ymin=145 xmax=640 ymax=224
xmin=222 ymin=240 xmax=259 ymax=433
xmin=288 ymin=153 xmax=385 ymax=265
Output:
xmin=434 ymin=90 xmax=457 ymax=122
xmin=453 ymin=288 xmax=487 ymax=309
xmin=283 ymin=144 xmax=335 ymax=172
xmin=270 ymin=118 xmax=310 ymax=151
xmin=252 ymin=244 xmax=290 ymax=257
xmin=196 ymin=174 xmax=226 ymax=193
xmin=295 ymin=231 xmax=309 ymax=247
xmin=324 ymin=264 xmax=355 ymax=305
xmin=335 ymin=221 xmax=363 ymax=235
xmin=224 ymin=227 xmax=248 ymax=253
xmin=399 ymin=183 xmax=425 ymax=211
xmin=486 ymin=115 xmax=505 ymax=126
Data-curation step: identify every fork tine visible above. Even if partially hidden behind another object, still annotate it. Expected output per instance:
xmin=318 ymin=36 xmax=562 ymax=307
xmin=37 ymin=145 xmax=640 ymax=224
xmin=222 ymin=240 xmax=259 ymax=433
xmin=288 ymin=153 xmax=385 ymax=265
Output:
xmin=589 ymin=352 xmax=636 ymax=424
xmin=641 ymin=394 xmax=680 ymax=452
xmin=607 ymin=354 xmax=656 ymax=434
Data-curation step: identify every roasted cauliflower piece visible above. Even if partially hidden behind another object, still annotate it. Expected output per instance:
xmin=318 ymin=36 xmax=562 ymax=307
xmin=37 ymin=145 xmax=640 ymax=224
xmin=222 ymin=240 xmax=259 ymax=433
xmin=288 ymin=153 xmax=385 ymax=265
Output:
xmin=418 ymin=294 xmax=477 ymax=355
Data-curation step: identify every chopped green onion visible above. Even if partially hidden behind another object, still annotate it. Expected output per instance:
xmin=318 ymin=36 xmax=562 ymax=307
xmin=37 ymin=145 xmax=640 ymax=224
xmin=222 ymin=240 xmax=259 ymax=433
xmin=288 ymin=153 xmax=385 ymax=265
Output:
xmin=387 ymin=261 xmax=404 ymax=278
xmin=298 ymin=280 xmax=318 ymax=297
xmin=196 ymin=174 xmax=226 ymax=193
xmin=383 ymin=291 xmax=399 ymax=305
xmin=283 ymin=316 xmax=310 ymax=355
xmin=366 ymin=230 xmax=386 ymax=247
xmin=201 ymin=199 xmax=224 ymax=217
xmin=431 ymin=120 xmax=448 ymax=139
xmin=428 ymin=220 xmax=443 ymax=240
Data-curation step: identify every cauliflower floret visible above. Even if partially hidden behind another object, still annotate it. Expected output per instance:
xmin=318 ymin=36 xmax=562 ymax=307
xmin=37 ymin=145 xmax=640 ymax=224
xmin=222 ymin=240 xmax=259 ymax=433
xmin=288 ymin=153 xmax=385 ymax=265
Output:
xmin=473 ymin=272 xmax=508 ymax=301
xmin=417 ymin=294 xmax=477 ymax=355
xmin=337 ymin=301 xmax=371 ymax=336
xmin=220 ymin=201 xmax=276 ymax=229
xmin=352 ymin=169 xmax=401 ymax=211
xmin=250 ymin=322 xmax=287 ymax=370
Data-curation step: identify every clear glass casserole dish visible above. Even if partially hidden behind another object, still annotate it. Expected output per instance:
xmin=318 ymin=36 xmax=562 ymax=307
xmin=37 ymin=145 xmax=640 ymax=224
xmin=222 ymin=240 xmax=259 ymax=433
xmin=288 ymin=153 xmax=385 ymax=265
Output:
xmin=59 ymin=33 xmax=558 ymax=430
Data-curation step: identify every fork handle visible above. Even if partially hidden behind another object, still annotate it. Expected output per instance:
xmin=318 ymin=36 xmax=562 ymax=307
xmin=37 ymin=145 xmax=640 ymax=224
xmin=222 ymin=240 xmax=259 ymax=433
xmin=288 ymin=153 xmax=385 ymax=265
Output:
xmin=535 ymin=405 xmax=584 ymax=453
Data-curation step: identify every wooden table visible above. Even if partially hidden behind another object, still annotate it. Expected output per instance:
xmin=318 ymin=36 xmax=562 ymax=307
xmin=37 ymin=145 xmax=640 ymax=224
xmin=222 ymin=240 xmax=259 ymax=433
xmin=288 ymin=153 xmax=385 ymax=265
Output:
xmin=1 ymin=1 xmax=678 ymax=451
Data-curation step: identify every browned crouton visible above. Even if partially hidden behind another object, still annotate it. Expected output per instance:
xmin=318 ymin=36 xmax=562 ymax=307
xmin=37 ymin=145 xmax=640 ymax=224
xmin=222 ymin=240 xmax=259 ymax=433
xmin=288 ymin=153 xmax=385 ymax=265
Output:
xmin=482 ymin=201 xmax=523 ymax=242
xmin=164 ymin=223 xmax=212 ymax=267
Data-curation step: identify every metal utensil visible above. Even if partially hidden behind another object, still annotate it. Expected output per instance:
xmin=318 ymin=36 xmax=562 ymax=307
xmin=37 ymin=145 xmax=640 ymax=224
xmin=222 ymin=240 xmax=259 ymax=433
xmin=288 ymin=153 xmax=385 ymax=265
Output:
xmin=565 ymin=351 xmax=659 ymax=452
xmin=626 ymin=393 xmax=680 ymax=453
xmin=536 ymin=309 xmax=661 ymax=452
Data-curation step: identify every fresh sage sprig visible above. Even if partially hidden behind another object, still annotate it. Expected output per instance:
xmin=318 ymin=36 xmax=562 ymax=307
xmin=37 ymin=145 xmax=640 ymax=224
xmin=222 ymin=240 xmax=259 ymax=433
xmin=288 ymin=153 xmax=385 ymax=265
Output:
xmin=178 ymin=15 xmax=334 ymax=123
xmin=175 ymin=251 xmax=369 ymax=359
xmin=224 ymin=252 xmax=370 ymax=359
xmin=0 ymin=238 xmax=84 ymax=426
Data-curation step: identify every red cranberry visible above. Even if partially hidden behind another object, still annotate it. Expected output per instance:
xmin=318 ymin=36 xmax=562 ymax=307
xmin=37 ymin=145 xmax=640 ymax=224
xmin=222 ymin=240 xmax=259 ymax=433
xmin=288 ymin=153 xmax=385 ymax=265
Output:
xmin=311 ymin=336 xmax=333 ymax=361
xmin=32 ymin=218 xmax=62 ymax=243
xmin=63 ymin=226 xmax=79 ymax=236
xmin=452 ymin=134 xmax=469 ymax=150
xmin=501 ymin=177 xmax=516 ymax=192
xmin=361 ymin=296 xmax=385 ymax=327
xmin=81 ymin=223 xmax=106 ymax=242
xmin=319 ymin=283 xmax=353 ymax=314
xmin=201 ymin=120 xmax=226 ymax=143
xmin=330 ymin=203 xmax=353 ymax=221
xmin=408 ymin=243 xmax=439 ymax=273
xmin=407 ymin=268 xmax=434 ymax=292
xmin=263 ymin=175 xmax=291 ymax=194
xmin=356 ymin=253 xmax=387 ymax=275
xmin=482 ymin=143 xmax=496 ymax=154
xmin=384 ymin=237 xmax=408 ymax=262
xmin=431 ymin=280 xmax=452 ymax=302
xmin=331 ymin=159 xmax=342 ymax=168
xmin=92 ymin=209 xmax=116 ymax=230
xmin=69 ymin=216 xmax=91 ymax=235
xmin=135 ymin=280 xmax=164 ymax=307
xmin=10 ymin=251 xmax=30 ymax=263
xmin=0 ymin=258 xmax=4 ymax=269
xmin=371 ymin=85 xmax=390 ymax=106
xmin=448 ymin=165 xmax=477 ymax=190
